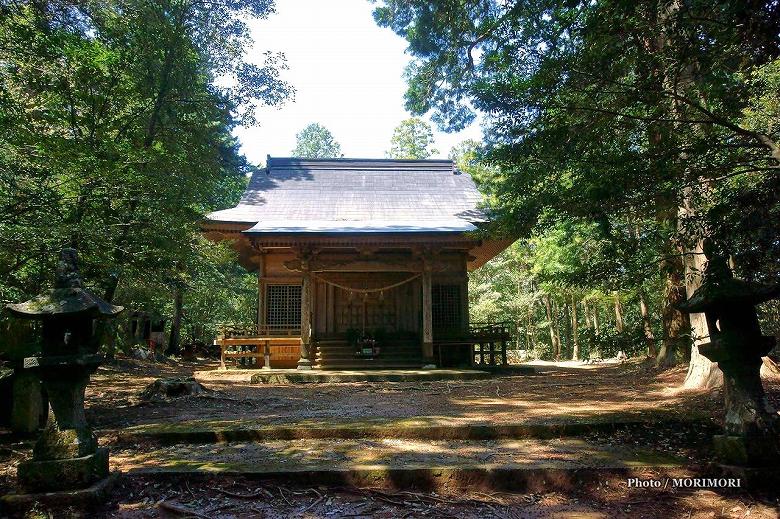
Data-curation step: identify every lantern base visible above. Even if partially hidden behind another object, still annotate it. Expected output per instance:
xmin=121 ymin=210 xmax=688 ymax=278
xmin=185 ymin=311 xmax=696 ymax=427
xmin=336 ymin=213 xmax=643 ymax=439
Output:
xmin=17 ymin=447 xmax=109 ymax=494
xmin=713 ymin=434 xmax=780 ymax=467
xmin=1 ymin=471 xmax=117 ymax=515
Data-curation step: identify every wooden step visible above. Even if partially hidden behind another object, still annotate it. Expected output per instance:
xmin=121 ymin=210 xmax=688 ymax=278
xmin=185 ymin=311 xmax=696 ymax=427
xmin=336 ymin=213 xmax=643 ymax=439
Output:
xmin=316 ymin=344 xmax=421 ymax=352
xmin=316 ymin=355 xmax=422 ymax=363
xmin=315 ymin=362 xmax=425 ymax=369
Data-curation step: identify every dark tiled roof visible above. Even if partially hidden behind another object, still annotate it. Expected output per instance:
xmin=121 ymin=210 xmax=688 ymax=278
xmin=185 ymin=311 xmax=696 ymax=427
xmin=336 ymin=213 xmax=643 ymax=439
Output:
xmin=206 ymin=157 xmax=486 ymax=234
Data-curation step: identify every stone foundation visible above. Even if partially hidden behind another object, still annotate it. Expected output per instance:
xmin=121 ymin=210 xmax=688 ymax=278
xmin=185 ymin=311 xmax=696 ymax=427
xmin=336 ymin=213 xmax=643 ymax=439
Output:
xmin=17 ymin=447 xmax=109 ymax=493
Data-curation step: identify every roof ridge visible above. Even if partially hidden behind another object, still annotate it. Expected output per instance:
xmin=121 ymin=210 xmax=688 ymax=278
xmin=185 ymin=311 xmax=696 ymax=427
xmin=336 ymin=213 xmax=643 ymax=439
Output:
xmin=267 ymin=156 xmax=454 ymax=171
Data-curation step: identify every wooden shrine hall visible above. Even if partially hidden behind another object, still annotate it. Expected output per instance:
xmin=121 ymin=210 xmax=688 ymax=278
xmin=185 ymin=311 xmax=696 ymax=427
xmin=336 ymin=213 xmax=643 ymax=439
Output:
xmin=201 ymin=157 xmax=513 ymax=370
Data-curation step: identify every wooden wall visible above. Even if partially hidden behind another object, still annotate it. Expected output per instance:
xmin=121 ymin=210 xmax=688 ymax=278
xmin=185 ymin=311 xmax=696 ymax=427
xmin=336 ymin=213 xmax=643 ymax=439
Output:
xmin=257 ymin=248 xmax=469 ymax=337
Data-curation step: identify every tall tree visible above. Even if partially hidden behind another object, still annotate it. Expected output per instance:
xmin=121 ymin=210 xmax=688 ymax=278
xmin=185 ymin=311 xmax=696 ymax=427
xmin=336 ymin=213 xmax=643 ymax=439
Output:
xmin=387 ymin=117 xmax=438 ymax=159
xmin=375 ymin=0 xmax=780 ymax=384
xmin=292 ymin=123 xmax=343 ymax=158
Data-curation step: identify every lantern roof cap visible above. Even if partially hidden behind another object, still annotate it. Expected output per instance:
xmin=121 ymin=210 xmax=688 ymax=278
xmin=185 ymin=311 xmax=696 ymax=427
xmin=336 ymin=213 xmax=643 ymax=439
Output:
xmin=5 ymin=249 xmax=123 ymax=318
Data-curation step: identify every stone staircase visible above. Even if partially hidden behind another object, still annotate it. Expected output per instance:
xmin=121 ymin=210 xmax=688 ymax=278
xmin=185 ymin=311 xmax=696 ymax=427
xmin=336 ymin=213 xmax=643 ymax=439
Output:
xmin=314 ymin=338 xmax=424 ymax=370
xmin=111 ymin=417 xmax=687 ymax=493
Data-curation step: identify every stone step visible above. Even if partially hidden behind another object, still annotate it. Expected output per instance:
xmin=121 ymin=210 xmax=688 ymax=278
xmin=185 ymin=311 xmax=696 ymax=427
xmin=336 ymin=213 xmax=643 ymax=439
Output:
xmin=109 ymin=438 xmax=684 ymax=492
xmin=112 ymin=416 xmax=705 ymax=445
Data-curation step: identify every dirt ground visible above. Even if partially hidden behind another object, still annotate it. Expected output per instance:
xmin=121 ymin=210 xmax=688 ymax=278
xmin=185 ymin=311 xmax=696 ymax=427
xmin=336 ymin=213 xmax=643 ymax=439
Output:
xmin=86 ymin=358 xmax=744 ymax=429
xmin=1 ymin=358 xmax=779 ymax=518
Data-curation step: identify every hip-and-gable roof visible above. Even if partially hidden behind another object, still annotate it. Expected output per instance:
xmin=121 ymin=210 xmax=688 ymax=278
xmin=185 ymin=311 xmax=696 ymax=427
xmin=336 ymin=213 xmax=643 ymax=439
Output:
xmin=204 ymin=157 xmax=486 ymax=235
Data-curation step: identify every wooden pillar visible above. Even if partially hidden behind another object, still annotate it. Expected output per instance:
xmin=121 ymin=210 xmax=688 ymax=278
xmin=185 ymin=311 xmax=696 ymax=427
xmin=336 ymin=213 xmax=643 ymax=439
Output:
xmin=421 ymin=267 xmax=434 ymax=363
xmin=460 ymin=273 xmax=469 ymax=332
xmin=326 ymin=284 xmax=335 ymax=334
xmin=298 ymin=259 xmax=313 ymax=370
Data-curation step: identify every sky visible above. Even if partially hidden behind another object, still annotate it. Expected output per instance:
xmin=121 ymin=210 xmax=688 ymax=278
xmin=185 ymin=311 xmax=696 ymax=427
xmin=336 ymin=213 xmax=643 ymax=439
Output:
xmin=235 ymin=0 xmax=482 ymax=164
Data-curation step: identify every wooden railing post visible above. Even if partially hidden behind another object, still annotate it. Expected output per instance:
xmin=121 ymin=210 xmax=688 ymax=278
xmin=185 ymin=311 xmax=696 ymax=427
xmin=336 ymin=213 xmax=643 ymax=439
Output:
xmin=263 ymin=340 xmax=271 ymax=370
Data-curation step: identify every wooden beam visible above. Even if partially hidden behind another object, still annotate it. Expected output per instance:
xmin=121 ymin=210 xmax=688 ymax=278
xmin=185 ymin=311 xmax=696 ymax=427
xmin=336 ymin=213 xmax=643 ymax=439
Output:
xmin=283 ymin=254 xmax=461 ymax=273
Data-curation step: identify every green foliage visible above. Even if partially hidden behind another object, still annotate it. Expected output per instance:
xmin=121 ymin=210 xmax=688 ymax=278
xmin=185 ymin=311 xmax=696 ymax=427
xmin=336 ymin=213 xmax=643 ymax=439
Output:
xmin=374 ymin=0 xmax=780 ymax=263
xmin=0 ymin=0 xmax=293 ymax=348
xmin=707 ymin=58 xmax=780 ymax=283
xmin=469 ymin=234 xmax=662 ymax=360
xmin=292 ymin=123 xmax=343 ymax=158
xmin=376 ymin=1 xmax=780 ymax=362
xmin=448 ymin=139 xmax=495 ymax=185
xmin=386 ymin=117 xmax=438 ymax=159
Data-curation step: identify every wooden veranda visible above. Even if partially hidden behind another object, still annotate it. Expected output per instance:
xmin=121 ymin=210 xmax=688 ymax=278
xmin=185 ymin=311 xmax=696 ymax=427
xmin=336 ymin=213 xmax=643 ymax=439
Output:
xmin=215 ymin=322 xmax=511 ymax=370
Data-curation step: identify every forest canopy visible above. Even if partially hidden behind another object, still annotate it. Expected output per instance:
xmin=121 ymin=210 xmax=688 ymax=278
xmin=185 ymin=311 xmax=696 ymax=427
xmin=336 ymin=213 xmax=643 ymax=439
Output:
xmin=0 ymin=0 xmax=293 ymax=350
xmin=374 ymin=0 xmax=780 ymax=376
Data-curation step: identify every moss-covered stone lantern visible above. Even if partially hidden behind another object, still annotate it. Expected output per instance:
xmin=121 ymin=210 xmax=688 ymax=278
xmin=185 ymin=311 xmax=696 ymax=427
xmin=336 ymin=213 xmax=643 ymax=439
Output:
xmin=3 ymin=249 xmax=122 ymax=496
xmin=677 ymin=242 xmax=780 ymax=473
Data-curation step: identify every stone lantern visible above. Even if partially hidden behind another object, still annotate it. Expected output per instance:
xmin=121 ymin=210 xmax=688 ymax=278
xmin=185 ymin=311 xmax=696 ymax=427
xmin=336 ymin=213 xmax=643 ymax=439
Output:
xmin=677 ymin=242 xmax=780 ymax=474
xmin=2 ymin=249 xmax=122 ymax=503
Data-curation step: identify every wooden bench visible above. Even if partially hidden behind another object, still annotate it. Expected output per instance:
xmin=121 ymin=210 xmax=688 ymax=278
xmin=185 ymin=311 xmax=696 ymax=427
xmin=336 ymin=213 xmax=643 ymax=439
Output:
xmin=215 ymin=336 xmax=302 ymax=369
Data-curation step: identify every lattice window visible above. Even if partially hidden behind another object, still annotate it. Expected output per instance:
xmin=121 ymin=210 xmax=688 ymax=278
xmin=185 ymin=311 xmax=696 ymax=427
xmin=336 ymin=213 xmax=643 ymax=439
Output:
xmin=265 ymin=284 xmax=302 ymax=328
xmin=432 ymin=284 xmax=461 ymax=330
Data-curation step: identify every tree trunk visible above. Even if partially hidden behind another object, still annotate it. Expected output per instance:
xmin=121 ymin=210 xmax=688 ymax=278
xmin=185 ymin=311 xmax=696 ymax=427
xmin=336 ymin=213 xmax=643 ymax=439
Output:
xmin=543 ymin=294 xmax=561 ymax=359
xmin=525 ymin=307 xmax=535 ymax=351
xmin=592 ymin=304 xmax=600 ymax=334
xmin=638 ymin=289 xmax=657 ymax=357
xmin=571 ymin=295 xmax=580 ymax=361
xmin=613 ymin=292 xmax=624 ymax=333
xmin=166 ymin=285 xmax=184 ymax=357
xmin=679 ymin=184 xmax=722 ymax=387
xmin=655 ymin=194 xmax=690 ymax=368
xmin=656 ymin=258 xmax=689 ymax=368
xmin=562 ymin=301 xmax=571 ymax=359
xmin=553 ymin=299 xmax=562 ymax=359
xmin=582 ymin=299 xmax=592 ymax=329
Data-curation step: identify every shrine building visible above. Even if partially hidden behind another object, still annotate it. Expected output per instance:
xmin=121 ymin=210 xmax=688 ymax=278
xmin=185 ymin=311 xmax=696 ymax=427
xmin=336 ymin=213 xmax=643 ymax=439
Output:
xmin=201 ymin=157 xmax=513 ymax=370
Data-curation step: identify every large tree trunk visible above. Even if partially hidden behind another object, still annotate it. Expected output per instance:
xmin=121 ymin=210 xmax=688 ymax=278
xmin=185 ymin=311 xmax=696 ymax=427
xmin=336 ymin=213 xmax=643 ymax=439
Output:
xmin=655 ymin=196 xmax=690 ymax=368
xmin=638 ymin=289 xmax=657 ymax=357
xmin=639 ymin=0 xmax=691 ymax=369
xmin=571 ymin=295 xmax=580 ymax=361
xmin=592 ymin=304 xmax=600 ymax=335
xmin=680 ymin=194 xmax=722 ymax=388
xmin=656 ymin=257 xmax=689 ymax=368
